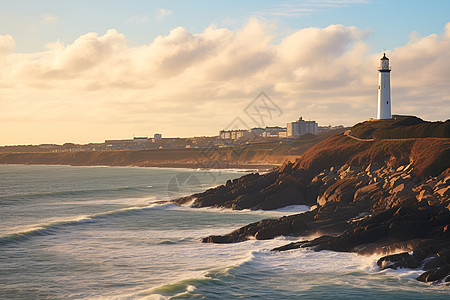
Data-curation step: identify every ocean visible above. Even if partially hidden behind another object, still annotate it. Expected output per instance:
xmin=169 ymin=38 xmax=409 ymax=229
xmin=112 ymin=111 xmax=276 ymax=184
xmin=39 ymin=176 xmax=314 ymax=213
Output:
xmin=0 ymin=164 xmax=449 ymax=299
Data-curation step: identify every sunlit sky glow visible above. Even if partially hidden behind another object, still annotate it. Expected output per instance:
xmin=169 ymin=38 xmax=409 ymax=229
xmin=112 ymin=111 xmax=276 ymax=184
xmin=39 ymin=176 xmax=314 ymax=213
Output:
xmin=0 ymin=0 xmax=449 ymax=145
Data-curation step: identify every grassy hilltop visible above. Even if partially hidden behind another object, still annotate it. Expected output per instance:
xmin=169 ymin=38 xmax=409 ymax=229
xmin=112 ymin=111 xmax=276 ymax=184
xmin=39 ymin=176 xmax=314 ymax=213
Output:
xmin=351 ymin=115 xmax=450 ymax=139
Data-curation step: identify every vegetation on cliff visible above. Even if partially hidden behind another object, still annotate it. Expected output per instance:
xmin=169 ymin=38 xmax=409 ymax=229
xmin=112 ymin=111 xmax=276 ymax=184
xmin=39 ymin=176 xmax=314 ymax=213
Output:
xmin=351 ymin=115 xmax=450 ymax=139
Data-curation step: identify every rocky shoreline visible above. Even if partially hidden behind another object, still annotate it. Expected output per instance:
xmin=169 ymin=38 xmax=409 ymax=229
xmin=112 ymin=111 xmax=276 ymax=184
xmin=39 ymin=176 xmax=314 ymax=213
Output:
xmin=174 ymin=117 xmax=450 ymax=283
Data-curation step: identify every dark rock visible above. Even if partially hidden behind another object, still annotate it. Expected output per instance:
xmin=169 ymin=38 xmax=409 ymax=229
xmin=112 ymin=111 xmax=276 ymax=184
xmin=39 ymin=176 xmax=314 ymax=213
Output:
xmin=255 ymin=223 xmax=290 ymax=240
xmin=377 ymin=252 xmax=410 ymax=269
xmin=317 ymin=178 xmax=360 ymax=206
xmin=436 ymin=186 xmax=450 ymax=198
xmin=423 ymin=256 xmax=442 ymax=271
xmin=377 ymin=252 xmax=421 ymax=270
xmin=291 ymin=218 xmax=308 ymax=235
xmin=259 ymin=185 xmax=308 ymax=210
xmin=417 ymin=265 xmax=450 ymax=282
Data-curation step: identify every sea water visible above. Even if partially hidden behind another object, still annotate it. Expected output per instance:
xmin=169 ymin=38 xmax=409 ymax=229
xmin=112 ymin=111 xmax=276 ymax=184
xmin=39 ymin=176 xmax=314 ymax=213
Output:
xmin=0 ymin=165 xmax=449 ymax=299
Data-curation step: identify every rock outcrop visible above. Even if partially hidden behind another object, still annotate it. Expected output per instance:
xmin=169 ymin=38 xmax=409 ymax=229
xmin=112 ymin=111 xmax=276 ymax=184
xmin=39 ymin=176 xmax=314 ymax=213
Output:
xmin=177 ymin=117 xmax=450 ymax=283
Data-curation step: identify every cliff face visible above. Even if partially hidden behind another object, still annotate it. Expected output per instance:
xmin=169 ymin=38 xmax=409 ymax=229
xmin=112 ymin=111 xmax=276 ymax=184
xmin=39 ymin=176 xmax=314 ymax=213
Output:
xmin=177 ymin=117 xmax=450 ymax=283
xmin=177 ymin=134 xmax=449 ymax=211
xmin=295 ymin=134 xmax=449 ymax=178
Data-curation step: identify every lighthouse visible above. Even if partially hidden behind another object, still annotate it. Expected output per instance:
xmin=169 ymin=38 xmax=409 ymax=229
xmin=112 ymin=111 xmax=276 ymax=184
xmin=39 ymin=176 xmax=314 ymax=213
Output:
xmin=377 ymin=53 xmax=391 ymax=119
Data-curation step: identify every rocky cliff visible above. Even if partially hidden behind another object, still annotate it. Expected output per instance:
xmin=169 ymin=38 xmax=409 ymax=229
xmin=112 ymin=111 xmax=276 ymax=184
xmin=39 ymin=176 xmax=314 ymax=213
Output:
xmin=175 ymin=116 xmax=450 ymax=283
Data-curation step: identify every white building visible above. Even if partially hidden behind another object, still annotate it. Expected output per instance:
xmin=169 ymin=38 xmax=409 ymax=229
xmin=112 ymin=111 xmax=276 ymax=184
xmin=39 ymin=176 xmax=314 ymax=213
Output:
xmin=287 ymin=117 xmax=318 ymax=137
xmin=377 ymin=53 xmax=392 ymax=119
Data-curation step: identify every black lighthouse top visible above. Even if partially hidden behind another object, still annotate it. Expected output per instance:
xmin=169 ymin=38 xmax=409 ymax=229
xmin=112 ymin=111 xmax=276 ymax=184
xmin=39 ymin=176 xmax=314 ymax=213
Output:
xmin=378 ymin=53 xmax=391 ymax=72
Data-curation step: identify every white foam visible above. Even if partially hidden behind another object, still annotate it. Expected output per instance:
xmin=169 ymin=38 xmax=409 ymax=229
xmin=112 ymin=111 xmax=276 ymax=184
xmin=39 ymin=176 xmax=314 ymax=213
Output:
xmin=271 ymin=205 xmax=310 ymax=213
xmin=173 ymin=203 xmax=310 ymax=218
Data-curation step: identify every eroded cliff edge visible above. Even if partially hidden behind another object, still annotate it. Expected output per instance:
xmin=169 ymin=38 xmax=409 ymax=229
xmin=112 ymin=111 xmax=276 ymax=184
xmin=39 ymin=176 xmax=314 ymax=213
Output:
xmin=174 ymin=116 xmax=450 ymax=283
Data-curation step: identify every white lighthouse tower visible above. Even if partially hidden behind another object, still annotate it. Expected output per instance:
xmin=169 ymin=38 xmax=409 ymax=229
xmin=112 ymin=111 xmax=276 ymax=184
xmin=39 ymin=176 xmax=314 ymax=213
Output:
xmin=377 ymin=53 xmax=391 ymax=119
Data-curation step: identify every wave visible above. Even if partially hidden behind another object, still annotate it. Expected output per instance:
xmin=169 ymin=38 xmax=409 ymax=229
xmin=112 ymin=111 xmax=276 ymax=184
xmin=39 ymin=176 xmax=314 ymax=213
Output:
xmin=0 ymin=185 xmax=155 ymax=201
xmin=0 ymin=202 xmax=175 ymax=246
xmin=1 ymin=200 xmax=306 ymax=246
xmin=0 ymin=216 xmax=94 ymax=245
xmin=178 ymin=203 xmax=310 ymax=217
xmin=136 ymin=251 xmax=256 ymax=299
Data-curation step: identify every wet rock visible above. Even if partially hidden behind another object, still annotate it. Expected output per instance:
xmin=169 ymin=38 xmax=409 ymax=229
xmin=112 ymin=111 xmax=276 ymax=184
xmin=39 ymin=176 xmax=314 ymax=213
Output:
xmin=417 ymin=265 xmax=450 ymax=283
xmin=377 ymin=252 xmax=420 ymax=270
xmin=259 ymin=185 xmax=308 ymax=210
xmin=255 ymin=223 xmax=290 ymax=240
xmin=423 ymin=255 xmax=442 ymax=271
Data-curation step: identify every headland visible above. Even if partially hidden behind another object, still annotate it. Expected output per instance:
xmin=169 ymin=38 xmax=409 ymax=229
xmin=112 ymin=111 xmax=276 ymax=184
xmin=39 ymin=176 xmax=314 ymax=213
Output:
xmin=174 ymin=116 xmax=450 ymax=283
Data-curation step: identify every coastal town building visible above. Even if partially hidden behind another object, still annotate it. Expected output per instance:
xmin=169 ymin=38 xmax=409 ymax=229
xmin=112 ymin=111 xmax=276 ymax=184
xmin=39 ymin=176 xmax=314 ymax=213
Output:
xmin=377 ymin=53 xmax=392 ymax=119
xmin=318 ymin=125 xmax=345 ymax=132
xmin=250 ymin=127 xmax=265 ymax=136
xmin=219 ymin=126 xmax=288 ymax=140
xmin=219 ymin=129 xmax=251 ymax=140
xmin=287 ymin=117 xmax=318 ymax=137
xmin=262 ymin=126 xmax=286 ymax=138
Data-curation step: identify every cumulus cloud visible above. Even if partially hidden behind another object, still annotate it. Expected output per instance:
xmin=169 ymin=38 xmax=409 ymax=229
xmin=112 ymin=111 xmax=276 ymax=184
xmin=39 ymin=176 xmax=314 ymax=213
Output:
xmin=156 ymin=8 xmax=173 ymax=21
xmin=41 ymin=13 xmax=59 ymax=24
xmin=0 ymin=19 xmax=449 ymax=145
xmin=0 ymin=34 xmax=15 ymax=54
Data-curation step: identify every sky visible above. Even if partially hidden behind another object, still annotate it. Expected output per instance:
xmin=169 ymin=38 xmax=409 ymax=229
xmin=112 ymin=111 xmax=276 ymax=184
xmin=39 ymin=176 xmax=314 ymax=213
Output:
xmin=0 ymin=0 xmax=449 ymax=145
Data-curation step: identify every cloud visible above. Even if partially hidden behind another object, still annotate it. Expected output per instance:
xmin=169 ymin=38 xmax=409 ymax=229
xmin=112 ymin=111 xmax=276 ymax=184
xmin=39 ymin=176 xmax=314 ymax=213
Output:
xmin=41 ymin=13 xmax=59 ymax=24
xmin=156 ymin=8 xmax=173 ymax=21
xmin=0 ymin=19 xmax=449 ymax=145
xmin=0 ymin=34 xmax=15 ymax=54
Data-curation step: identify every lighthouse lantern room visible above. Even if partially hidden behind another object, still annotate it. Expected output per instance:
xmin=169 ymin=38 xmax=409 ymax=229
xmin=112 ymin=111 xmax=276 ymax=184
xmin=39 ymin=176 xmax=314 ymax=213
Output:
xmin=377 ymin=53 xmax=392 ymax=119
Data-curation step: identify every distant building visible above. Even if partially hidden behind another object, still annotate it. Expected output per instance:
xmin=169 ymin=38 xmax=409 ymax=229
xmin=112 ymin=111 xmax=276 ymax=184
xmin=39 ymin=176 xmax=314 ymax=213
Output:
xmin=262 ymin=126 xmax=285 ymax=138
xmin=250 ymin=127 xmax=265 ymax=136
xmin=287 ymin=117 xmax=318 ymax=137
xmin=133 ymin=136 xmax=148 ymax=143
xmin=318 ymin=125 xmax=345 ymax=132
xmin=278 ymin=131 xmax=287 ymax=138
xmin=219 ymin=130 xmax=250 ymax=140
xmin=154 ymin=133 xmax=162 ymax=140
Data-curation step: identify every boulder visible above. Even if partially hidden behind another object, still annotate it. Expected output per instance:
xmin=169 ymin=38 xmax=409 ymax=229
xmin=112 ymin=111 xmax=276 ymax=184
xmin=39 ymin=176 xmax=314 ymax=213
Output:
xmin=435 ymin=186 xmax=450 ymax=198
xmin=396 ymin=165 xmax=406 ymax=172
xmin=317 ymin=178 xmax=360 ymax=206
xmin=255 ymin=223 xmax=290 ymax=240
xmin=417 ymin=265 xmax=450 ymax=283
xmin=377 ymin=252 xmax=420 ymax=270
xmin=353 ymin=182 xmax=382 ymax=203
xmin=390 ymin=176 xmax=406 ymax=189
xmin=259 ymin=186 xmax=310 ymax=210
